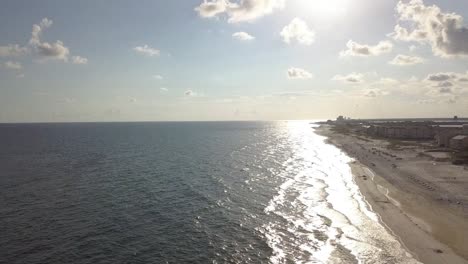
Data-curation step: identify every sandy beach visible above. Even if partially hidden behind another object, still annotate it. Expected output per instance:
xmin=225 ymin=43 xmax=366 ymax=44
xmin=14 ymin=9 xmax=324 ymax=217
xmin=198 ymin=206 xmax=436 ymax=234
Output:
xmin=317 ymin=124 xmax=468 ymax=264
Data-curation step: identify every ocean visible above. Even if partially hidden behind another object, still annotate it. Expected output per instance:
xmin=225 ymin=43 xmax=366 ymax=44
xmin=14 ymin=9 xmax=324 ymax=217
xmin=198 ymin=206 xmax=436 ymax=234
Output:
xmin=0 ymin=121 xmax=419 ymax=263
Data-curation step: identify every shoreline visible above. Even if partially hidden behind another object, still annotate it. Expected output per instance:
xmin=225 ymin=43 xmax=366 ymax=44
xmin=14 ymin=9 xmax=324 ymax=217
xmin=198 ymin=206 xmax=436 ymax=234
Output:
xmin=316 ymin=124 xmax=468 ymax=264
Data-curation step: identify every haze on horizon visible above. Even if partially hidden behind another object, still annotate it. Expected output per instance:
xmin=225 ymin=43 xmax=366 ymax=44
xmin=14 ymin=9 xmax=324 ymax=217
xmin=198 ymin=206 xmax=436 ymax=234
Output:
xmin=1 ymin=0 xmax=467 ymax=122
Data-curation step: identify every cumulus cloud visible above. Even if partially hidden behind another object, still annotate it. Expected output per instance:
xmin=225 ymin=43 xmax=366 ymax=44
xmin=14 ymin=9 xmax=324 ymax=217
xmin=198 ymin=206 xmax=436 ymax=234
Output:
xmin=153 ymin=74 xmax=163 ymax=80
xmin=340 ymin=40 xmax=393 ymax=57
xmin=1 ymin=18 xmax=85 ymax=65
xmin=195 ymin=0 xmax=285 ymax=23
xmin=280 ymin=18 xmax=315 ymax=45
xmin=160 ymin=87 xmax=169 ymax=92
xmin=71 ymin=56 xmax=88 ymax=64
xmin=29 ymin=18 xmax=53 ymax=45
xmin=424 ymin=72 xmax=466 ymax=92
xmin=390 ymin=0 xmax=468 ymax=57
xmin=232 ymin=31 xmax=255 ymax=41
xmin=363 ymin=89 xmax=389 ymax=98
xmin=29 ymin=18 xmax=70 ymax=61
xmin=426 ymin=72 xmax=458 ymax=82
xmin=195 ymin=0 xmax=228 ymax=18
xmin=389 ymin=54 xmax=424 ymax=65
xmin=0 ymin=44 xmax=28 ymax=57
xmin=287 ymin=67 xmax=313 ymax=79
xmin=133 ymin=45 xmax=160 ymax=57
xmin=332 ymin=73 xmax=364 ymax=84
xmin=437 ymin=81 xmax=453 ymax=88
xmin=439 ymin=87 xmax=452 ymax=94
xmin=228 ymin=0 xmax=285 ymax=23
xmin=185 ymin=90 xmax=196 ymax=96
xmin=418 ymin=71 xmax=468 ymax=97
xmin=36 ymin=41 xmax=70 ymax=61
xmin=4 ymin=61 xmax=22 ymax=70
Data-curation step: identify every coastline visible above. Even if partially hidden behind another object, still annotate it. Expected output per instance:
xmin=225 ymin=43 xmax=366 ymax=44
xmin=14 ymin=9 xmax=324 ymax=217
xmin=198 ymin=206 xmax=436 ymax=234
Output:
xmin=316 ymin=124 xmax=468 ymax=264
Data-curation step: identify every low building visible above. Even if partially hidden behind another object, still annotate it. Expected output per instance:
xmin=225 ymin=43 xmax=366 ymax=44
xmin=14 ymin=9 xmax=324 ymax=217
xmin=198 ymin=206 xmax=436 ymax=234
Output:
xmin=367 ymin=124 xmax=434 ymax=140
xmin=435 ymin=125 xmax=464 ymax=147
xmin=449 ymin=135 xmax=468 ymax=150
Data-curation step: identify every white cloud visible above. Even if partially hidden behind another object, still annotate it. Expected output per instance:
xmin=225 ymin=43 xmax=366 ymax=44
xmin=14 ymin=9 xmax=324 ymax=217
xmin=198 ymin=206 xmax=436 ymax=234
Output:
xmin=414 ymin=71 xmax=468 ymax=98
xmin=437 ymin=81 xmax=453 ymax=88
xmin=160 ymin=87 xmax=169 ymax=92
xmin=35 ymin=41 xmax=70 ymax=61
xmin=287 ymin=67 xmax=313 ymax=79
xmin=280 ymin=18 xmax=315 ymax=45
xmin=71 ymin=56 xmax=88 ymax=64
xmin=1 ymin=18 xmax=85 ymax=65
xmin=340 ymin=40 xmax=393 ymax=57
xmin=390 ymin=0 xmax=468 ymax=57
xmin=0 ymin=44 xmax=28 ymax=57
xmin=389 ymin=54 xmax=424 ymax=65
xmin=4 ymin=61 xmax=22 ymax=70
xmin=363 ymin=89 xmax=389 ymax=98
xmin=153 ymin=74 xmax=163 ymax=80
xmin=29 ymin=18 xmax=53 ymax=46
xmin=195 ymin=0 xmax=228 ymax=18
xmin=232 ymin=31 xmax=255 ymax=41
xmin=185 ymin=90 xmax=196 ymax=96
xmin=228 ymin=0 xmax=285 ymax=23
xmin=426 ymin=72 xmax=456 ymax=82
xmin=195 ymin=0 xmax=285 ymax=23
xmin=425 ymin=72 xmax=468 ymax=83
xmin=133 ymin=45 xmax=160 ymax=57
xmin=332 ymin=73 xmax=364 ymax=84
xmin=30 ymin=18 xmax=70 ymax=61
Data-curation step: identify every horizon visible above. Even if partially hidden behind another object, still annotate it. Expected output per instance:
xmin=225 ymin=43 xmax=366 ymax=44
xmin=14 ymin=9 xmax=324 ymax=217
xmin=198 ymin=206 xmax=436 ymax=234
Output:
xmin=2 ymin=116 xmax=468 ymax=125
xmin=1 ymin=0 xmax=468 ymax=122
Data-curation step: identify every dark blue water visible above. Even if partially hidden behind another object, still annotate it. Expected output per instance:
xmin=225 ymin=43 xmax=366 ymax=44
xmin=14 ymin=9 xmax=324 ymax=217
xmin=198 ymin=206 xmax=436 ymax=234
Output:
xmin=0 ymin=122 xmax=417 ymax=264
xmin=0 ymin=122 xmax=285 ymax=263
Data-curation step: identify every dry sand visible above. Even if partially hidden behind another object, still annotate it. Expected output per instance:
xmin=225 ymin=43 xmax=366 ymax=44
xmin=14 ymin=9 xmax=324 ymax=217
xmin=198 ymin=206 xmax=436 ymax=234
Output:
xmin=317 ymin=125 xmax=468 ymax=264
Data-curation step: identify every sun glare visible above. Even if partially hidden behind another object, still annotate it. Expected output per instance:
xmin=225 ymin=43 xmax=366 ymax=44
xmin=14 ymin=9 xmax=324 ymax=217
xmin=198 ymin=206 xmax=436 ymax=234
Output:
xmin=303 ymin=0 xmax=350 ymax=18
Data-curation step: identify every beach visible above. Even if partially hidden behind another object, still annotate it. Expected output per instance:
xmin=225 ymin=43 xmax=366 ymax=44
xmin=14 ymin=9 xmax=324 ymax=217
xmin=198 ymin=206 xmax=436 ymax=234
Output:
xmin=317 ymin=124 xmax=468 ymax=264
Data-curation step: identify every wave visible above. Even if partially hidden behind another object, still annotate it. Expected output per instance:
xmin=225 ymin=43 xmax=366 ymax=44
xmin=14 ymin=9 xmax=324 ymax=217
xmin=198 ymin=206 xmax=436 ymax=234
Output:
xmin=261 ymin=121 xmax=420 ymax=264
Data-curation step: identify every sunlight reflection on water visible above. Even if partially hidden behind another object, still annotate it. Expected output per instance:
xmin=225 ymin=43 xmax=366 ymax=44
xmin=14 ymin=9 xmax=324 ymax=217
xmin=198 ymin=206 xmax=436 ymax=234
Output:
xmin=262 ymin=121 xmax=420 ymax=263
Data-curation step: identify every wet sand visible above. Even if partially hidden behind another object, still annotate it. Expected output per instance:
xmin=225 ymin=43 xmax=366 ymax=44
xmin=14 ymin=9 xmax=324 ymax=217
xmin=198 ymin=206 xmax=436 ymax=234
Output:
xmin=316 ymin=125 xmax=468 ymax=264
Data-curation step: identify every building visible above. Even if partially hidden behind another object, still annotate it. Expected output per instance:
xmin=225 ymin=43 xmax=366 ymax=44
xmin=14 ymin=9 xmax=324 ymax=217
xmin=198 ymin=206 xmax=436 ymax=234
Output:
xmin=435 ymin=125 xmax=464 ymax=147
xmin=435 ymin=124 xmax=468 ymax=148
xmin=367 ymin=124 xmax=435 ymax=140
xmin=449 ymin=135 xmax=468 ymax=150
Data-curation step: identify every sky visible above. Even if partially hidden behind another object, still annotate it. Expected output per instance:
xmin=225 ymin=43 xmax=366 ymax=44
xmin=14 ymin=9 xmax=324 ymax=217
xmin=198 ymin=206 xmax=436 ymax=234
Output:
xmin=0 ymin=0 xmax=467 ymax=122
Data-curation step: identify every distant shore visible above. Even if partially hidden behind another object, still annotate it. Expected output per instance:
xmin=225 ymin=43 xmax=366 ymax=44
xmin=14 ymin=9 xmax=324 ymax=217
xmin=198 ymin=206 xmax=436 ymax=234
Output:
xmin=316 ymin=124 xmax=468 ymax=264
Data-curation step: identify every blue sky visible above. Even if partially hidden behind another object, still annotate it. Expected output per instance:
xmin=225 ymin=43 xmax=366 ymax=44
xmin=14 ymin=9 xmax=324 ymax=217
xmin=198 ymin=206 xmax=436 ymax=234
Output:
xmin=1 ymin=0 xmax=467 ymax=122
